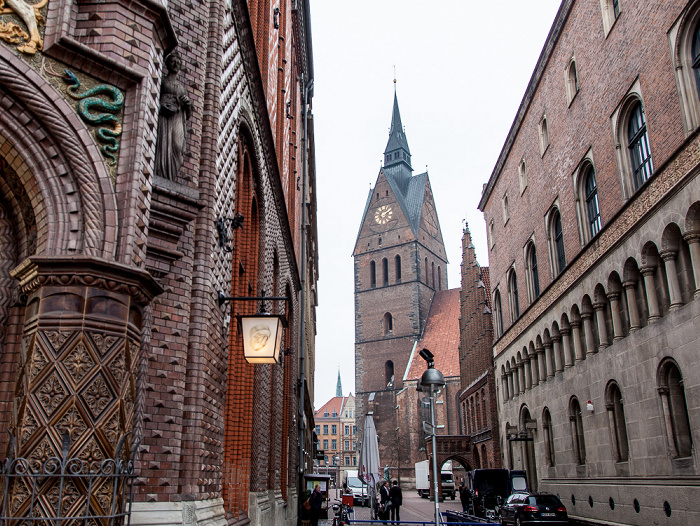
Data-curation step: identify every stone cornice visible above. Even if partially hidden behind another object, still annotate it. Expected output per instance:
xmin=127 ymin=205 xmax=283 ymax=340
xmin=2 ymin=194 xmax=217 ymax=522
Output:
xmin=11 ymin=255 xmax=163 ymax=306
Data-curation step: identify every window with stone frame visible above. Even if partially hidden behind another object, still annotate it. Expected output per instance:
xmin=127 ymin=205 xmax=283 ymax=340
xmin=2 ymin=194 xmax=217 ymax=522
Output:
xmin=525 ymin=241 xmax=540 ymax=302
xmin=507 ymin=267 xmax=520 ymax=321
xmin=599 ymin=0 xmax=621 ymax=36
xmin=670 ymin=4 xmax=700 ymax=133
xmin=548 ymin=207 xmax=566 ymax=276
xmin=565 ymin=57 xmax=580 ymax=106
xmin=569 ymin=397 xmax=586 ymax=465
xmin=370 ymin=261 xmax=376 ymax=288
xmin=494 ymin=289 xmax=504 ymax=337
xmin=538 ymin=115 xmax=550 ymax=156
xmin=543 ymin=407 xmax=555 ymax=466
xmin=606 ymin=381 xmax=629 ymax=462
xmin=658 ymin=359 xmax=693 ymax=458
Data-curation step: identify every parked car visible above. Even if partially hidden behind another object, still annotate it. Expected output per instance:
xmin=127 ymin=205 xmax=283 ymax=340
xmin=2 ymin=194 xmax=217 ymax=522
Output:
xmin=500 ymin=492 xmax=569 ymax=525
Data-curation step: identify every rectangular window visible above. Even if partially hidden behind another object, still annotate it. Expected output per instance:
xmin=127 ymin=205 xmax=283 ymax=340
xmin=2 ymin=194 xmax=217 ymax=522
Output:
xmin=323 ymin=425 xmax=328 ymax=434
xmin=345 ymin=425 xmax=350 ymax=435
xmin=332 ymin=440 xmax=337 ymax=450
xmin=345 ymin=441 xmax=350 ymax=450
xmin=353 ymin=457 xmax=357 ymax=466
xmin=345 ymin=457 xmax=350 ymax=466
xmin=315 ymin=425 xmax=320 ymax=435
xmin=353 ymin=426 xmax=356 ymax=435
xmin=332 ymin=425 xmax=337 ymax=435
xmin=323 ymin=439 xmax=328 ymax=449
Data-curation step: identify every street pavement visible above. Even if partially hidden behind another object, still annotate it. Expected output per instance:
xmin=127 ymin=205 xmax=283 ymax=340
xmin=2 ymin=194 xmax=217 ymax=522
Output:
xmin=324 ymin=488 xmax=465 ymax=526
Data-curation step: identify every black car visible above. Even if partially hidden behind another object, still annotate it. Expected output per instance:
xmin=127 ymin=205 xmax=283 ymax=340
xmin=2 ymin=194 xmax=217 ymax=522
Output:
xmin=500 ymin=492 xmax=568 ymax=525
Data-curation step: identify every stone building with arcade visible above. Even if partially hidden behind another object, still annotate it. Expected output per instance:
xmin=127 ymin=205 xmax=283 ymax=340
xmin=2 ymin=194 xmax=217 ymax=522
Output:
xmin=479 ymin=0 xmax=700 ymax=523
xmin=0 ymin=0 xmax=317 ymax=525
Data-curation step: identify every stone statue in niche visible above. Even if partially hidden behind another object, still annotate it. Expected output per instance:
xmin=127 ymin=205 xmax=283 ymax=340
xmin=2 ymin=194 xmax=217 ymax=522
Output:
xmin=155 ymin=51 xmax=192 ymax=181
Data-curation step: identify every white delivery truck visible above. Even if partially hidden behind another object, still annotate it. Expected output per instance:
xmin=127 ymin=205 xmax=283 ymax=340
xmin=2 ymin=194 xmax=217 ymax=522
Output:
xmin=415 ymin=460 xmax=456 ymax=500
xmin=344 ymin=470 xmax=369 ymax=507
xmin=441 ymin=460 xmax=456 ymax=500
xmin=415 ymin=460 xmax=430 ymax=498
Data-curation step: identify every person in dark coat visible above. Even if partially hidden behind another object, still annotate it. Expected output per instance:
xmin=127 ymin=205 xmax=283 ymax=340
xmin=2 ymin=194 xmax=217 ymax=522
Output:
xmin=309 ymin=484 xmax=323 ymax=526
xmin=389 ymin=480 xmax=403 ymax=523
xmin=459 ymin=483 xmax=472 ymax=514
xmin=379 ymin=480 xmax=391 ymax=522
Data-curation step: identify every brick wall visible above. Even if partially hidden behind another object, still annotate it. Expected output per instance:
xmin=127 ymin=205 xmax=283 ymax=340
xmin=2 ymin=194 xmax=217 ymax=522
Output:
xmin=480 ymin=0 xmax=689 ymax=339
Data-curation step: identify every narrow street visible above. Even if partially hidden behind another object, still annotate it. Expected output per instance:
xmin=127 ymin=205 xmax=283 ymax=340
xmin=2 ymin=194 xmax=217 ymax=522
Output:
xmin=326 ymin=488 xmax=464 ymax=524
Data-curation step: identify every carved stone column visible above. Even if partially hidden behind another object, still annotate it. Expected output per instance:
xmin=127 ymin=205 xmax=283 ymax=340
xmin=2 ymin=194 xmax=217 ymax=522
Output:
xmin=523 ymin=357 xmax=531 ymax=391
xmin=570 ymin=320 xmax=584 ymax=362
xmin=508 ymin=371 xmax=515 ymax=400
xmin=544 ymin=340 xmax=554 ymax=379
xmin=536 ymin=343 xmax=546 ymax=383
xmin=607 ymin=292 xmax=624 ymax=342
xmin=660 ymin=250 xmax=684 ymax=311
xmin=561 ymin=326 xmax=573 ymax=368
xmin=641 ymin=267 xmax=661 ymax=321
xmin=530 ymin=352 xmax=539 ymax=386
xmin=582 ymin=310 xmax=596 ymax=356
xmin=552 ymin=334 xmax=564 ymax=374
xmin=517 ymin=361 xmax=525 ymax=395
xmin=8 ymin=256 xmax=161 ymax=519
xmin=622 ymin=281 xmax=641 ymax=331
xmin=683 ymin=233 xmax=700 ymax=298
xmin=593 ymin=301 xmax=609 ymax=350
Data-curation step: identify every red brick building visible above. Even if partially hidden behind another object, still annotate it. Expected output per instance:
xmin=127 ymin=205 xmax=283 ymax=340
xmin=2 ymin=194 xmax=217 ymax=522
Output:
xmin=353 ymin=92 xmax=453 ymax=481
xmin=457 ymin=225 xmax=500 ymax=470
xmin=0 ymin=0 xmax=316 ymax=525
xmin=479 ymin=0 xmax=700 ymax=523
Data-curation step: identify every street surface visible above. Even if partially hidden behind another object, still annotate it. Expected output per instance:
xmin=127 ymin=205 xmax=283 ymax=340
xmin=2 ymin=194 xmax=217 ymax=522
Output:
xmin=325 ymin=488 xmax=464 ymax=525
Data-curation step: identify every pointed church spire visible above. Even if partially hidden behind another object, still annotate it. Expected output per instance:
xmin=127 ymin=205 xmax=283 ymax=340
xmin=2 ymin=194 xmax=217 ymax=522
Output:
xmin=336 ymin=369 xmax=342 ymax=397
xmin=383 ymin=92 xmax=412 ymax=171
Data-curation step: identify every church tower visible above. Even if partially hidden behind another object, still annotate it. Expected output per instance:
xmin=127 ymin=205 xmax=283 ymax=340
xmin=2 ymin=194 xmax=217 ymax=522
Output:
xmin=354 ymin=92 xmax=448 ymax=468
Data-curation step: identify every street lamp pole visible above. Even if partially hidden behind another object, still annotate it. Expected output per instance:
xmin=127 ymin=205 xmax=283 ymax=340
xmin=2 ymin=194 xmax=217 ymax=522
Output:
xmin=417 ymin=348 xmax=445 ymax=526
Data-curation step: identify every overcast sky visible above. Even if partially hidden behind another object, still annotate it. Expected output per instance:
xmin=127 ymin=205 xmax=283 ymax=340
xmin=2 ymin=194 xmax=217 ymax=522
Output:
xmin=310 ymin=0 xmax=562 ymax=408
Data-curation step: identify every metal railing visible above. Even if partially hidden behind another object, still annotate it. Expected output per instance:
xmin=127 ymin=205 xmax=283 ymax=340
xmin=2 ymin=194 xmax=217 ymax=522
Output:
xmin=0 ymin=432 xmax=137 ymax=526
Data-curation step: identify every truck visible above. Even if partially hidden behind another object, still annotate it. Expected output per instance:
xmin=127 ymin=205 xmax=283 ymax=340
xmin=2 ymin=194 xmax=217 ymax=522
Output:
xmin=344 ymin=470 xmax=369 ymax=507
xmin=415 ymin=460 xmax=430 ymax=498
xmin=414 ymin=460 xmax=456 ymax=500
xmin=441 ymin=461 xmax=456 ymax=500
xmin=467 ymin=468 xmax=510 ymax=519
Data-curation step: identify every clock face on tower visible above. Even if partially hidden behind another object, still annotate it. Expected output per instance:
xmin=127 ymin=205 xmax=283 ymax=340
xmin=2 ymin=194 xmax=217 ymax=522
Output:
xmin=374 ymin=205 xmax=393 ymax=225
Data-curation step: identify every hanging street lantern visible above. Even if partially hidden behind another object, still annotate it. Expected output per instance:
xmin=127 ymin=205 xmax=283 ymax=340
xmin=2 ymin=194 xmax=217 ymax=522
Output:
xmin=218 ymin=290 xmax=288 ymax=364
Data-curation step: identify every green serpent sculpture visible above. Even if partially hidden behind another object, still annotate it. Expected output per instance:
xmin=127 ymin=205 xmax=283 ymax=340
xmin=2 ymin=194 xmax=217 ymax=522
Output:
xmin=63 ymin=70 xmax=124 ymax=165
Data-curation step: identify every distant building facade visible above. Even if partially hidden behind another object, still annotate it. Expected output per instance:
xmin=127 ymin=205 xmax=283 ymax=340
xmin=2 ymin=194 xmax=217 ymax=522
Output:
xmin=314 ymin=394 xmax=358 ymax=486
xmin=479 ymin=0 xmax=700 ymax=524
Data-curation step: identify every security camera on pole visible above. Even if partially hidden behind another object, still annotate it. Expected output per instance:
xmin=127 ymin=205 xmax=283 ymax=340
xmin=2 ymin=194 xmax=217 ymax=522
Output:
xmin=416 ymin=348 xmax=445 ymax=526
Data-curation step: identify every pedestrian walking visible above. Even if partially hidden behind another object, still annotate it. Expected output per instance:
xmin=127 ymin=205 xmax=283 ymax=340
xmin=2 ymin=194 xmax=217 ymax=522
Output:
xmin=389 ymin=480 xmax=402 ymax=524
xmin=458 ymin=483 xmax=472 ymax=514
xmin=309 ymin=484 xmax=323 ymax=526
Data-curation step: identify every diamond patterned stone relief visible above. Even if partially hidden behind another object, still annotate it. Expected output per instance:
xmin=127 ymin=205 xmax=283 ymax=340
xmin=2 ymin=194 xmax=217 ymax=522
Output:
xmin=36 ymin=373 xmax=67 ymax=418
xmin=82 ymin=374 xmax=113 ymax=420
xmin=19 ymin=406 xmax=38 ymax=447
xmin=104 ymin=408 xmax=120 ymax=448
xmin=46 ymin=478 xmax=81 ymax=513
xmin=79 ymin=436 xmax=105 ymax=471
xmin=28 ymin=436 xmax=57 ymax=471
xmin=44 ymin=330 xmax=72 ymax=354
xmin=55 ymin=404 xmax=88 ymax=442
xmin=90 ymin=333 xmax=119 ymax=357
xmin=28 ymin=346 xmax=48 ymax=383
xmin=107 ymin=350 xmax=126 ymax=385
xmin=63 ymin=342 xmax=96 ymax=385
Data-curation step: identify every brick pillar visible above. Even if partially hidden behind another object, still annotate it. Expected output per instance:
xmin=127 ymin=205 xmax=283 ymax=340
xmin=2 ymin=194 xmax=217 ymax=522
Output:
xmin=7 ymin=256 xmax=160 ymax=520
